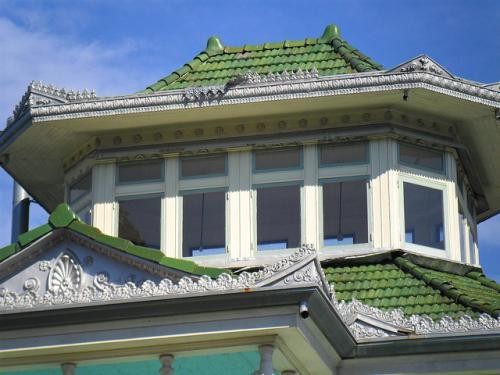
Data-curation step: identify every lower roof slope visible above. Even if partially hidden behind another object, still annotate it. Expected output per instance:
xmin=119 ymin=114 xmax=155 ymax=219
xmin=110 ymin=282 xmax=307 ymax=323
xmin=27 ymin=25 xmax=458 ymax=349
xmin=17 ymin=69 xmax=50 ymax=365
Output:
xmin=324 ymin=253 xmax=500 ymax=320
xmin=143 ymin=24 xmax=382 ymax=92
xmin=0 ymin=204 xmax=228 ymax=278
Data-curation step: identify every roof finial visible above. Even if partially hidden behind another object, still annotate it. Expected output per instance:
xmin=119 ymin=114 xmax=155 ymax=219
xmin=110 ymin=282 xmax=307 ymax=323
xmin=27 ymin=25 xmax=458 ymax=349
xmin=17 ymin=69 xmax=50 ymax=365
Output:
xmin=320 ymin=24 xmax=341 ymax=41
xmin=206 ymin=36 xmax=224 ymax=54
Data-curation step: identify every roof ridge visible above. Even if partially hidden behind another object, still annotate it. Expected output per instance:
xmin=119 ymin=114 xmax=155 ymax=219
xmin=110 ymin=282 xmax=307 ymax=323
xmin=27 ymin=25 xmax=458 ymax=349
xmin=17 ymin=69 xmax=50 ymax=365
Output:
xmin=0 ymin=203 xmax=229 ymax=278
xmin=466 ymin=270 xmax=500 ymax=292
xmin=394 ymin=256 xmax=499 ymax=318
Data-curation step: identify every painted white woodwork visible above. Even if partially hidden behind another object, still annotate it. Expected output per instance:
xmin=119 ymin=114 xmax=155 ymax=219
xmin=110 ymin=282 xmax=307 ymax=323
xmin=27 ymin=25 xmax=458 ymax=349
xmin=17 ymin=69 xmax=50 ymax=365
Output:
xmin=259 ymin=344 xmax=275 ymax=375
xmin=92 ymin=163 xmax=115 ymax=236
xmin=159 ymin=354 xmax=175 ymax=375
xmin=303 ymin=144 xmax=320 ymax=250
xmin=77 ymin=137 xmax=479 ymax=266
xmin=164 ymin=157 xmax=180 ymax=257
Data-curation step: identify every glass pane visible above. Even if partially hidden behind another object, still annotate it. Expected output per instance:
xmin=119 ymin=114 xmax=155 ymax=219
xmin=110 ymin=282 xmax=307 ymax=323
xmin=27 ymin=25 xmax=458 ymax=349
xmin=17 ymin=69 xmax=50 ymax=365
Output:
xmin=117 ymin=160 xmax=163 ymax=183
xmin=403 ymin=182 xmax=445 ymax=249
xmin=319 ymin=143 xmax=368 ymax=165
xmin=254 ymin=148 xmax=301 ymax=171
xmin=183 ymin=191 xmax=225 ymax=256
xmin=469 ymin=229 xmax=476 ymax=264
xmin=459 ymin=212 xmax=467 ymax=262
xmin=399 ymin=144 xmax=444 ymax=172
xmin=323 ymin=180 xmax=368 ymax=246
xmin=77 ymin=206 xmax=92 ymax=225
xmin=181 ymin=154 xmax=226 ymax=178
xmin=119 ymin=197 xmax=161 ymax=249
xmin=69 ymin=173 xmax=91 ymax=203
xmin=257 ymin=185 xmax=300 ymax=250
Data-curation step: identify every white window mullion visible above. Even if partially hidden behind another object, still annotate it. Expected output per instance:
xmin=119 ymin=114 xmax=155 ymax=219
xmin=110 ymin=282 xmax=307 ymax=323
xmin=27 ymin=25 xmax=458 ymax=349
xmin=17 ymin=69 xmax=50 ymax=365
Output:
xmin=302 ymin=144 xmax=320 ymax=250
xmin=445 ymin=152 xmax=461 ymax=262
xmin=92 ymin=163 xmax=115 ymax=236
xmin=165 ymin=156 xmax=180 ymax=258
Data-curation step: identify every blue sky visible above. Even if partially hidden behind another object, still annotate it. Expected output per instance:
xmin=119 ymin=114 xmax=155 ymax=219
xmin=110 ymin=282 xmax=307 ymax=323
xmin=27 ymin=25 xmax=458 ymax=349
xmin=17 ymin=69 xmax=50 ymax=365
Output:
xmin=0 ymin=0 xmax=499 ymax=279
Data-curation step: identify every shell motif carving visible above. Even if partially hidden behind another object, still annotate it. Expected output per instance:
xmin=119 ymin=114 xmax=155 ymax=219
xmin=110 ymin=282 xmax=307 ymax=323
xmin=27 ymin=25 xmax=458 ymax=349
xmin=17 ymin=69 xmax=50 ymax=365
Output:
xmin=48 ymin=253 xmax=82 ymax=293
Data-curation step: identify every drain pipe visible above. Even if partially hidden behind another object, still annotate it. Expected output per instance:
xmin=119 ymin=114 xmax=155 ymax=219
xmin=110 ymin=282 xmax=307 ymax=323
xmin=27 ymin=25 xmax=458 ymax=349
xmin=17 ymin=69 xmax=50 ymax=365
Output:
xmin=11 ymin=181 xmax=30 ymax=243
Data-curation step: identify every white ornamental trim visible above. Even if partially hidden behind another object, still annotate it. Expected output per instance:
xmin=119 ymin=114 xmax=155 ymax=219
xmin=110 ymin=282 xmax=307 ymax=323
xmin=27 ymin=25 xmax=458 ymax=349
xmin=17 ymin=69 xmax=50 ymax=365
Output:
xmin=333 ymin=297 xmax=500 ymax=340
xmin=27 ymin=71 xmax=500 ymax=123
xmin=0 ymin=245 xmax=318 ymax=312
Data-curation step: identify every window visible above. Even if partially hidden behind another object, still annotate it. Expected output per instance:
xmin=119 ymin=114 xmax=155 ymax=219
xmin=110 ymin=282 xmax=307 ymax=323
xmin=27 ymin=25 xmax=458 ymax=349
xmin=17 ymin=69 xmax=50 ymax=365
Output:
xmin=399 ymin=143 xmax=444 ymax=173
xmin=469 ymin=229 xmax=476 ymax=264
xmin=69 ymin=173 xmax=92 ymax=203
xmin=256 ymin=184 xmax=301 ymax=251
xmin=182 ymin=191 xmax=226 ymax=257
xmin=77 ymin=206 xmax=92 ymax=225
xmin=117 ymin=160 xmax=163 ymax=184
xmin=403 ymin=182 xmax=445 ymax=250
xmin=323 ymin=179 xmax=368 ymax=246
xmin=254 ymin=148 xmax=302 ymax=171
xmin=181 ymin=154 xmax=226 ymax=178
xmin=118 ymin=196 xmax=161 ymax=249
xmin=319 ymin=142 xmax=368 ymax=166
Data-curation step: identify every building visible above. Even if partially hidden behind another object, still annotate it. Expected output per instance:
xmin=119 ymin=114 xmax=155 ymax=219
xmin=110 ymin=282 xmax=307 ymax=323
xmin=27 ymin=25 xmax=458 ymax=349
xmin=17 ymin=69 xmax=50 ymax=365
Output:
xmin=0 ymin=24 xmax=499 ymax=374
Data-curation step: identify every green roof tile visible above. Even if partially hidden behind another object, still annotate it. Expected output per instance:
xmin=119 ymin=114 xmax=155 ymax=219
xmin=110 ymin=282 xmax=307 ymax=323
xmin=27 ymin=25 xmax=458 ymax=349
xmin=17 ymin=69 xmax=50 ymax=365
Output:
xmin=324 ymin=256 xmax=500 ymax=320
xmin=141 ymin=24 xmax=382 ymax=93
xmin=49 ymin=203 xmax=78 ymax=228
xmin=17 ymin=223 xmax=52 ymax=247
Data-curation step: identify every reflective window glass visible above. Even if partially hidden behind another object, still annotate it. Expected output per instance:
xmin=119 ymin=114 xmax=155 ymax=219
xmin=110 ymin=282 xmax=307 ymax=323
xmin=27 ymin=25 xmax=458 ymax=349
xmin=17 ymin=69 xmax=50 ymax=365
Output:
xmin=319 ymin=143 xmax=368 ymax=166
xmin=399 ymin=144 xmax=444 ymax=172
xmin=77 ymin=206 xmax=92 ymax=225
xmin=181 ymin=154 xmax=226 ymax=178
xmin=118 ymin=197 xmax=161 ymax=249
xmin=459 ymin=210 xmax=467 ymax=262
xmin=323 ymin=180 xmax=368 ymax=246
xmin=254 ymin=148 xmax=301 ymax=171
xmin=403 ymin=182 xmax=445 ymax=249
xmin=117 ymin=160 xmax=163 ymax=184
xmin=183 ymin=191 xmax=225 ymax=257
xmin=469 ymin=229 xmax=476 ymax=264
xmin=69 ymin=173 xmax=92 ymax=203
xmin=257 ymin=185 xmax=301 ymax=250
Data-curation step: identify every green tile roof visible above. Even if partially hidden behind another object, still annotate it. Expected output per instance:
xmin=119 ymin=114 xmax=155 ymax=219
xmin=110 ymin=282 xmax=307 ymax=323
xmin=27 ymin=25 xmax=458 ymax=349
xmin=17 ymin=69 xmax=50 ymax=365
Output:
xmin=143 ymin=24 xmax=382 ymax=93
xmin=324 ymin=255 xmax=500 ymax=320
xmin=0 ymin=203 xmax=229 ymax=278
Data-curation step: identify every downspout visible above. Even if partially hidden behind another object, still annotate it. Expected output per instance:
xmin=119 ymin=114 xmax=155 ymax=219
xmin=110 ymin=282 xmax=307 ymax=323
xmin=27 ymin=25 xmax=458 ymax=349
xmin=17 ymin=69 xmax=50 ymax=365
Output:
xmin=11 ymin=180 xmax=30 ymax=243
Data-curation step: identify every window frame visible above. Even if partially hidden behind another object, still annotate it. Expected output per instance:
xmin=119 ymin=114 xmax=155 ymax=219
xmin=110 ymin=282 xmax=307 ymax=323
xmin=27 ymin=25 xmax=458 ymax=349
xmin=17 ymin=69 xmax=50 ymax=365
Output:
xmin=179 ymin=186 xmax=229 ymax=259
xmin=251 ymin=147 xmax=305 ymax=256
xmin=179 ymin=153 xmax=228 ymax=180
xmin=115 ymin=192 xmax=164 ymax=250
xmin=115 ymin=159 xmax=165 ymax=186
xmin=319 ymin=175 xmax=372 ymax=251
xmin=318 ymin=141 xmax=369 ymax=168
xmin=399 ymin=174 xmax=450 ymax=258
xmin=398 ymin=142 xmax=446 ymax=175
xmin=252 ymin=147 xmax=303 ymax=174
xmin=68 ymin=172 xmax=92 ymax=205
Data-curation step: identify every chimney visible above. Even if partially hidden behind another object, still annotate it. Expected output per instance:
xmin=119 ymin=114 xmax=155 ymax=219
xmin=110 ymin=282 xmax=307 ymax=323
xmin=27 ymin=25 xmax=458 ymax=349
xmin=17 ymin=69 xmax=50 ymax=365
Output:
xmin=11 ymin=181 xmax=30 ymax=243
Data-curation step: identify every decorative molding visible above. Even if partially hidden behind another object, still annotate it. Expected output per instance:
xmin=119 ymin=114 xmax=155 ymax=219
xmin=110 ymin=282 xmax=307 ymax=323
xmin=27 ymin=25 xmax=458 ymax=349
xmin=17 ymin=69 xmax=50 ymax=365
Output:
xmin=333 ymin=297 xmax=500 ymax=340
xmin=0 ymin=245 xmax=325 ymax=312
xmin=27 ymin=70 xmax=500 ymax=124
xmin=8 ymin=81 xmax=96 ymax=125
xmin=48 ymin=251 xmax=82 ymax=293
xmin=1 ymin=243 xmax=499 ymax=341
xmin=391 ymin=55 xmax=451 ymax=77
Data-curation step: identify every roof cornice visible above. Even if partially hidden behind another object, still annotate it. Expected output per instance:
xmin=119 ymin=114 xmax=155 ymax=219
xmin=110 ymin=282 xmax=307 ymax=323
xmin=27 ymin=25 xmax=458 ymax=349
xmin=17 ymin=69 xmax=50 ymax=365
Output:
xmin=20 ymin=69 xmax=500 ymax=124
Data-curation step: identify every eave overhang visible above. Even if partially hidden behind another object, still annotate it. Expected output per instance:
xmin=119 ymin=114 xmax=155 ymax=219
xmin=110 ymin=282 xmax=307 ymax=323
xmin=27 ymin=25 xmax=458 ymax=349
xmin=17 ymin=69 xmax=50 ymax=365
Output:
xmin=1 ymin=56 xmax=499 ymax=219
